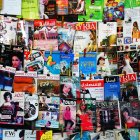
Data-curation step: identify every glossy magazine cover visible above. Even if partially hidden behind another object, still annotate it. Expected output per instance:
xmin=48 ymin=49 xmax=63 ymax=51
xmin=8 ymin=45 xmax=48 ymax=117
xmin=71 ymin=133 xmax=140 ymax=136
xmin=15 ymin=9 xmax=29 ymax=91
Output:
xmin=79 ymin=52 xmax=97 ymax=80
xmin=0 ymin=91 xmax=24 ymax=125
xmin=96 ymin=101 xmax=121 ymax=132
xmin=44 ymin=51 xmax=60 ymax=80
xmin=37 ymin=75 xmax=60 ymax=97
xmin=36 ymin=96 xmax=60 ymax=128
xmin=33 ymin=19 xmax=58 ymax=50
xmin=59 ymin=99 xmax=76 ymax=132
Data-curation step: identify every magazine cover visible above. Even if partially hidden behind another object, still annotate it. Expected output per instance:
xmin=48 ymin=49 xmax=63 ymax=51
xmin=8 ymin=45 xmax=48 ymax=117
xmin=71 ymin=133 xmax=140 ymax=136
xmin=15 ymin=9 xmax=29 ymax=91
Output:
xmin=37 ymin=75 xmax=60 ymax=97
xmin=36 ymin=130 xmax=52 ymax=140
xmin=19 ymin=0 xmax=39 ymax=19
xmin=96 ymin=101 xmax=121 ymax=132
xmin=96 ymin=52 xmax=111 ymax=79
xmin=56 ymin=0 xmax=68 ymax=15
xmin=117 ymin=20 xmax=123 ymax=46
xmin=60 ymin=76 xmax=76 ymax=99
xmin=106 ymin=52 xmax=117 ymax=75
xmin=104 ymin=76 xmax=121 ymax=101
xmin=0 ymin=44 xmax=12 ymax=67
xmin=59 ymin=99 xmax=76 ymax=132
xmin=36 ymin=96 xmax=60 ymax=128
xmin=24 ymin=130 xmax=36 ymax=140
xmin=24 ymin=21 xmax=34 ymax=50
xmin=117 ymin=51 xmax=138 ymax=74
xmin=76 ymin=98 xmax=96 ymax=132
xmin=68 ymin=0 xmax=85 ymax=15
xmin=123 ymin=10 xmax=140 ymax=45
xmin=81 ymin=80 xmax=104 ymax=100
xmin=44 ymin=51 xmax=60 ymax=79
xmin=0 ymin=66 xmax=16 ymax=91
xmin=3 ymin=129 xmax=24 ymax=140
xmin=98 ymin=22 xmax=117 ymax=52
xmin=17 ymin=20 xmax=26 ymax=46
xmin=114 ymin=128 xmax=139 ymax=140
xmin=78 ymin=0 xmax=104 ymax=21
xmin=0 ymin=16 xmax=17 ymax=45
xmin=39 ymin=0 xmax=56 ymax=19
xmin=33 ymin=19 xmax=58 ymax=50
xmin=72 ymin=56 xmax=79 ymax=77
xmin=79 ymin=52 xmax=97 ymax=80
xmin=120 ymin=73 xmax=139 ymax=101
xmin=0 ymin=91 xmax=24 ymax=125
xmin=120 ymin=101 xmax=140 ymax=129
xmin=58 ymin=27 xmax=76 ymax=53
xmin=24 ymin=49 xmax=44 ymax=74
xmin=13 ymin=71 xmax=37 ymax=94
xmin=11 ymin=45 xmax=24 ymax=71
xmin=103 ymin=0 xmax=124 ymax=22
xmin=74 ymin=22 xmax=97 ymax=55
xmin=60 ymin=52 xmax=74 ymax=77
xmin=24 ymin=94 xmax=38 ymax=121
xmin=98 ymin=130 xmax=115 ymax=140
xmin=138 ymin=50 xmax=140 ymax=98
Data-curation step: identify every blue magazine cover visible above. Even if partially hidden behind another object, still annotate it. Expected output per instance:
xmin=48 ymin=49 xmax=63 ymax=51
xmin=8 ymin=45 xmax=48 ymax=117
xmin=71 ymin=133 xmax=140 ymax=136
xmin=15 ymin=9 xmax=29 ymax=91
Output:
xmin=104 ymin=76 xmax=121 ymax=100
xmin=128 ymin=129 xmax=139 ymax=140
xmin=44 ymin=51 xmax=60 ymax=80
xmin=60 ymin=52 xmax=74 ymax=77
xmin=79 ymin=52 xmax=97 ymax=80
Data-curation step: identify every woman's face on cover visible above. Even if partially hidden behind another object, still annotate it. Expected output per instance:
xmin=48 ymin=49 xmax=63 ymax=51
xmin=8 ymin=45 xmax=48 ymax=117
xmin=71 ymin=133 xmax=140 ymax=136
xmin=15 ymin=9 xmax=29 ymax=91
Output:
xmin=63 ymin=84 xmax=71 ymax=94
xmin=123 ymin=111 xmax=129 ymax=118
xmin=12 ymin=56 xmax=21 ymax=69
xmin=5 ymin=95 xmax=11 ymax=102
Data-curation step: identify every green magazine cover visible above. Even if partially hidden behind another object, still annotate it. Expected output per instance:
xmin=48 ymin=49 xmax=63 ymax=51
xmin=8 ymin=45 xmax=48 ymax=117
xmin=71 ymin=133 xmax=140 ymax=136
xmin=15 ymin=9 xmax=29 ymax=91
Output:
xmin=78 ymin=0 xmax=104 ymax=21
xmin=18 ymin=0 xmax=39 ymax=19
xmin=125 ymin=0 xmax=140 ymax=8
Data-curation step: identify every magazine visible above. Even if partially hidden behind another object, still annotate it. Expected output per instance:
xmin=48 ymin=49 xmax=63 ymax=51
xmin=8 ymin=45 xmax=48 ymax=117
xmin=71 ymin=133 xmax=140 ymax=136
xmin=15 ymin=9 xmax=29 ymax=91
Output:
xmin=96 ymin=101 xmax=121 ymax=132
xmin=0 ymin=91 xmax=24 ymax=125
xmin=119 ymin=73 xmax=139 ymax=101
xmin=0 ymin=66 xmax=16 ymax=91
xmin=81 ymin=79 xmax=104 ymax=100
xmin=78 ymin=0 xmax=104 ymax=21
xmin=56 ymin=0 xmax=68 ymax=15
xmin=117 ymin=51 xmax=138 ymax=74
xmin=33 ymin=19 xmax=58 ymax=50
xmin=59 ymin=99 xmax=76 ymax=132
xmin=120 ymin=101 xmax=140 ymax=129
xmin=24 ymin=130 xmax=36 ymax=140
xmin=24 ymin=94 xmax=39 ymax=121
xmin=103 ymin=0 xmax=124 ymax=22
xmin=76 ymin=98 xmax=96 ymax=132
xmin=68 ymin=0 xmax=85 ymax=15
xmin=37 ymin=75 xmax=60 ymax=97
xmin=74 ymin=22 xmax=97 ymax=55
xmin=36 ymin=96 xmax=60 ymax=128
xmin=24 ymin=49 xmax=44 ymax=74
xmin=58 ymin=26 xmax=76 ymax=53
xmin=98 ymin=130 xmax=115 ymax=140
xmin=60 ymin=52 xmax=74 ymax=77
xmin=104 ymin=76 xmax=121 ymax=101
xmin=13 ymin=71 xmax=37 ymax=94
xmin=98 ymin=22 xmax=117 ymax=52
xmin=36 ymin=130 xmax=52 ymax=140
xmin=60 ymin=76 xmax=76 ymax=99
xmin=3 ymin=129 xmax=24 ymax=140
xmin=44 ymin=51 xmax=60 ymax=79
xmin=39 ymin=0 xmax=56 ymax=19
xmin=79 ymin=52 xmax=97 ymax=80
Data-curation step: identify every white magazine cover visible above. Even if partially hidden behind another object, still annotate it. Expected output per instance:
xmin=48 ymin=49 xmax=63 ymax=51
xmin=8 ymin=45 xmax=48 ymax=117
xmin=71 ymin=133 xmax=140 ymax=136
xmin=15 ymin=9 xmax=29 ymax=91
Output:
xmin=24 ymin=130 xmax=36 ymax=140
xmin=0 ymin=91 xmax=24 ymax=125
xmin=24 ymin=94 xmax=39 ymax=121
xmin=3 ymin=129 xmax=24 ymax=140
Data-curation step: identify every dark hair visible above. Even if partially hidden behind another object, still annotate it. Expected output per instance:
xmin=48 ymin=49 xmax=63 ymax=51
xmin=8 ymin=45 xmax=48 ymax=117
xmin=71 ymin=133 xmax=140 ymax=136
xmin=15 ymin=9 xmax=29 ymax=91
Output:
xmin=12 ymin=52 xmax=23 ymax=62
xmin=4 ymin=92 xmax=12 ymax=100
xmin=61 ymin=84 xmax=72 ymax=94
xmin=66 ymin=106 xmax=71 ymax=111
xmin=97 ymin=57 xmax=105 ymax=65
xmin=19 ymin=130 xmax=24 ymax=138
xmin=79 ymin=102 xmax=87 ymax=112
xmin=121 ymin=108 xmax=130 ymax=127
xmin=133 ymin=21 xmax=139 ymax=29
xmin=122 ymin=108 xmax=130 ymax=115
